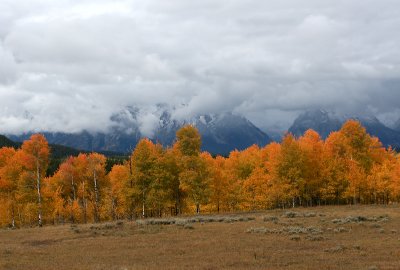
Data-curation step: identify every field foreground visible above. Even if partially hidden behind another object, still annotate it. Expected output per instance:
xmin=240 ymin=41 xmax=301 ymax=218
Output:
xmin=1 ymin=205 xmax=400 ymax=270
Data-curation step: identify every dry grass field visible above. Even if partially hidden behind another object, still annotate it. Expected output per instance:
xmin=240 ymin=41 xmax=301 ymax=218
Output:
xmin=1 ymin=205 xmax=400 ymax=270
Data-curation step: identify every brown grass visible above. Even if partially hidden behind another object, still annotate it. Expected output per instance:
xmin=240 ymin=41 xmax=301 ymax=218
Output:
xmin=1 ymin=205 xmax=400 ymax=270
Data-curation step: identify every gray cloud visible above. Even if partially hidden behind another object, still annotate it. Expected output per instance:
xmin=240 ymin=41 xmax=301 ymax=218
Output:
xmin=0 ymin=0 xmax=400 ymax=135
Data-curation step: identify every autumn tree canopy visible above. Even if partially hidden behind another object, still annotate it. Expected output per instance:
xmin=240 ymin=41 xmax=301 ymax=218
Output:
xmin=1 ymin=120 xmax=400 ymax=227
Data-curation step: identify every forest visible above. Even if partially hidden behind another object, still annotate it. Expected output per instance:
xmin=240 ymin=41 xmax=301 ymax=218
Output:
xmin=0 ymin=120 xmax=399 ymax=228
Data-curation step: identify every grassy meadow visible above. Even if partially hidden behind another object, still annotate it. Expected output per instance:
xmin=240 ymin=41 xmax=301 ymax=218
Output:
xmin=1 ymin=205 xmax=400 ymax=270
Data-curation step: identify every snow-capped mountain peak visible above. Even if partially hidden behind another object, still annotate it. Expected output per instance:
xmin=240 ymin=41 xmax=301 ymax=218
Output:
xmin=9 ymin=107 xmax=272 ymax=154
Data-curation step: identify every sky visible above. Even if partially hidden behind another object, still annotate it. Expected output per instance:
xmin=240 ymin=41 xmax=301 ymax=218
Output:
xmin=1 ymin=0 xmax=400 ymax=136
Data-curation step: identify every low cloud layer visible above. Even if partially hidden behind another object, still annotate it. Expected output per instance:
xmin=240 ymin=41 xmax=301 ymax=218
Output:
xmin=1 ymin=0 xmax=400 ymax=135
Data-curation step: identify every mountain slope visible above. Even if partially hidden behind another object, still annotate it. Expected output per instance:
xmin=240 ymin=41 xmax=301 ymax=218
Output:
xmin=0 ymin=135 xmax=19 ymax=148
xmin=289 ymin=109 xmax=400 ymax=149
xmin=9 ymin=110 xmax=272 ymax=155
xmin=153 ymin=112 xmax=271 ymax=154
xmin=1 ymin=134 xmax=127 ymax=176
xmin=288 ymin=110 xmax=342 ymax=139
xmin=394 ymin=118 xmax=400 ymax=132
xmin=351 ymin=115 xmax=400 ymax=149
xmin=195 ymin=113 xmax=271 ymax=154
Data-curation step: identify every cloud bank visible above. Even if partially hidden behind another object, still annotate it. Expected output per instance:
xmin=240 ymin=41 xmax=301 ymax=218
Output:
xmin=1 ymin=0 xmax=400 ymax=135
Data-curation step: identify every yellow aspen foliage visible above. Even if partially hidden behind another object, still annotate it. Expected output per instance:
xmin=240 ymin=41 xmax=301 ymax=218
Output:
xmin=1 ymin=120 xmax=400 ymax=227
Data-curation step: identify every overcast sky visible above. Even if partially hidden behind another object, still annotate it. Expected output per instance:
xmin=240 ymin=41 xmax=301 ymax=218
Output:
xmin=1 ymin=0 xmax=400 ymax=135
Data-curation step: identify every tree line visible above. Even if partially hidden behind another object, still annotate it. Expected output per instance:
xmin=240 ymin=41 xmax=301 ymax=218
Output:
xmin=1 ymin=120 xmax=400 ymax=228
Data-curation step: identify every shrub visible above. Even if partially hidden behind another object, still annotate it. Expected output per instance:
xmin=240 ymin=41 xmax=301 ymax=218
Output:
xmin=183 ymin=224 xmax=194 ymax=230
xmin=116 ymin=220 xmax=124 ymax=226
xmin=262 ymin=216 xmax=278 ymax=222
xmin=306 ymin=235 xmax=325 ymax=241
xmin=333 ymin=227 xmax=349 ymax=233
xmin=246 ymin=227 xmax=269 ymax=234
xmin=283 ymin=211 xmax=301 ymax=218
xmin=290 ymin=235 xmax=301 ymax=241
xmin=332 ymin=215 xmax=389 ymax=225
xmin=303 ymin=212 xmax=316 ymax=218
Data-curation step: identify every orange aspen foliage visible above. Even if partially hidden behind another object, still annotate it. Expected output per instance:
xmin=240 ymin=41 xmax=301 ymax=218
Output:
xmin=1 ymin=120 xmax=400 ymax=227
xmin=0 ymin=147 xmax=19 ymax=227
xmin=108 ymin=164 xmax=130 ymax=220
xmin=21 ymin=134 xmax=50 ymax=227
xmin=206 ymin=155 xmax=229 ymax=213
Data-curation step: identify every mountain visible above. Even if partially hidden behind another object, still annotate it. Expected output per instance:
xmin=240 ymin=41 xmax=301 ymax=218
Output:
xmin=357 ymin=115 xmax=400 ymax=150
xmin=194 ymin=113 xmax=270 ymax=154
xmin=1 ymin=134 xmax=127 ymax=176
xmin=9 ymin=108 xmax=272 ymax=155
xmin=289 ymin=109 xmax=400 ymax=149
xmin=394 ymin=118 xmax=400 ymax=132
xmin=289 ymin=109 xmax=343 ymax=139
xmin=263 ymin=125 xmax=286 ymax=142
xmin=154 ymin=111 xmax=271 ymax=154
xmin=0 ymin=135 xmax=19 ymax=148
xmin=1 ymin=134 xmax=124 ymax=158
xmin=9 ymin=107 xmax=143 ymax=153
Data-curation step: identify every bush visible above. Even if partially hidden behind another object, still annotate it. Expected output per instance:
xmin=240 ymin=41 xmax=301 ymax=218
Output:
xmin=304 ymin=212 xmax=317 ymax=218
xmin=262 ymin=216 xmax=278 ymax=222
xmin=116 ymin=220 xmax=124 ymax=226
xmin=333 ymin=227 xmax=349 ymax=233
xmin=183 ymin=224 xmax=194 ymax=230
xmin=306 ymin=235 xmax=325 ymax=241
xmin=283 ymin=211 xmax=301 ymax=218
xmin=284 ymin=226 xmax=323 ymax=235
xmin=290 ymin=235 xmax=301 ymax=241
xmin=246 ymin=227 xmax=269 ymax=234
xmin=175 ymin=219 xmax=188 ymax=226
xmin=370 ymin=223 xmax=381 ymax=228
xmin=282 ymin=211 xmax=317 ymax=218
xmin=332 ymin=215 xmax=389 ymax=225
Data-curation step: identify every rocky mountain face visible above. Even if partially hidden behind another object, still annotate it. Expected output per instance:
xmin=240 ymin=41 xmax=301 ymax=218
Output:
xmin=288 ymin=110 xmax=343 ymax=139
xmin=289 ymin=109 xmax=400 ymax=149
xmin=9 ymin=108 xmax=271 ymax=155
xmin=198 ymin=113 xmax=270 ymax=154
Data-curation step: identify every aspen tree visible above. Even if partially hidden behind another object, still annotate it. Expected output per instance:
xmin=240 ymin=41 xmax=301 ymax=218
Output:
xmin=21 ymin=134 xmax=49 ymax=227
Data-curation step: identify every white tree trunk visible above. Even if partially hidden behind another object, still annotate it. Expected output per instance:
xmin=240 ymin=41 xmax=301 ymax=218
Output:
xmin=83 ymin=181 xmax=87 ymax=223
xmin=142 ymin=191 xmax=145 ymax=218
xmin=36 ymin=159 xmax=42 ymax=227
xmin=71 ymin=175 xmax=76 ymax=201
xmin=11 ymin=204 xmax=15 ymax=229
xmin=93 ymin=170 xmax=99 ymax=222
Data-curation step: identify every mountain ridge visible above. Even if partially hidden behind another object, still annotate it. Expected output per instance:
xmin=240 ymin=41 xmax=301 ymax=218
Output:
xmin=8 ymin=109 xmax=272 ymax=155
xmin=288 ymin=109 xmax=400 ymax=149
xmin=6 ymin=108 xmax=400 ymax=154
